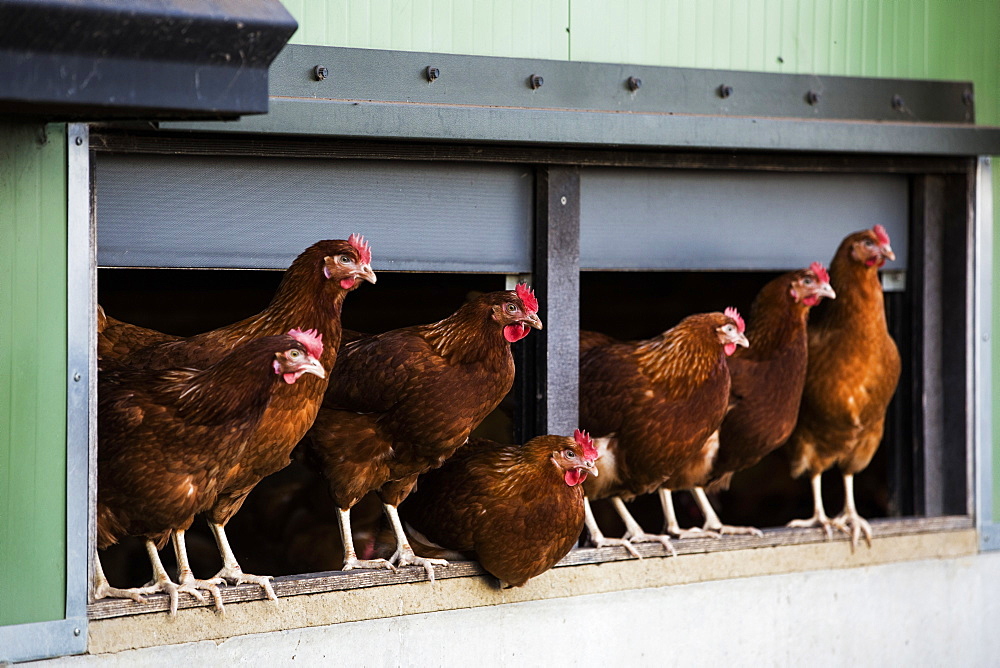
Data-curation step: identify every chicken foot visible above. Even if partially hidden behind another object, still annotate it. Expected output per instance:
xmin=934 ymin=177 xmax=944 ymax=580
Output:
xmin=581 ymin=497 xmax=642 ymax=558
xmin=208 ymin=521 xmax=278 ymax=601
xmin=95 ymin=539 xmax=208 ymax=615
xmin=92 ymin=551 xmax=150 ymax=604
xmin=692 ymin=487 xmax=763 ymax=537
xmin=830 ymin=473 xmax=873 ymax=552
xmin=384 ymin=503 xmax=449 ymax=582
xmin=658 ymin=488 xmax=720 ymax=539
xmin=612 ymin=496 xmax=677 ymax=556
xmin=338 ymin=507 xmax=397 ymax=572
xmin=172 ymin=529 xmax=224 ymax=612
xmin=786 ymin=472 xmax=835 ymax=539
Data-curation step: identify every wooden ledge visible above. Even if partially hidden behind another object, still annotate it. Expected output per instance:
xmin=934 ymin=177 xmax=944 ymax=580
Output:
xmin=87 ymin=516 xmax=976 ymax=654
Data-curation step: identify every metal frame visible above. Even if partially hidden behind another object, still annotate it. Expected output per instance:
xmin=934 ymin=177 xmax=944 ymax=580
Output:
xmin=158 ymin=45 xmax=1000 ymax=155
xmin=975 ymin=157 xmax=1000 ymax=550
xmin=0 ymin=124 xmax=90 ymax=663
xmin=77 ymin=47 xmax=1000 ymax=634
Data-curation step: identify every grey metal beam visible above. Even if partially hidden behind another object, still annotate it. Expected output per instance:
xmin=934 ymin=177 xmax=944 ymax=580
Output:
xmin=164 ymin=98 xmax=1000 ymax=157
xmin=533 ymin=167 xmax=581 ymax=437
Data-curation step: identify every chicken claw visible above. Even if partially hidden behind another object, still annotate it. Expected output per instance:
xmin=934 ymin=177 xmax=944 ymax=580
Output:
xmin=582 ymin=496 xmax=643 ymax=559
xmin=786 ymin=514 xmax=835 ymax=540
xmin=391 ymin=546 xmax=449 ymax=582
xmin=831 ymin=511 xmax=873 ymax=553
xmin=342 ymin=556 xmax=398 ymax=572
xmin=208 ymin=522 xmax=278 ymax=601
xmin=620 ymin=528 xmax=678 ymax=557
xmin=212 ymin=566 xmax=277 ymax=602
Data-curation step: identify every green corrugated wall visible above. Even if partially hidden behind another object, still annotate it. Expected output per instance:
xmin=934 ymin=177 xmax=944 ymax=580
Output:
xmin=0 ymin=122 xmax=69 ymax=626
xmin=283 ymin=0 xmax=1000 ymax=518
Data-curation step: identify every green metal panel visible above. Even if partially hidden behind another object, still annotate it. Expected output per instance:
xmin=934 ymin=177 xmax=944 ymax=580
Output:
xmin=0 ymin=122 xmax=68 ymax=627
xmin=283 ymin=0 xmax=570 ymax=60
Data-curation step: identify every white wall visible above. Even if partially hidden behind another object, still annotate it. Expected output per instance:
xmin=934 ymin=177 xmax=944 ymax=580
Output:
xmin=49 ymin=552 xmax=1000 ymax=667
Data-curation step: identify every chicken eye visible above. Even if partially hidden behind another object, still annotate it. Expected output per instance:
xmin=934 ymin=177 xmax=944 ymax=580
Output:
xmin=506 ymin=303 xmax=517 ymax=312
xmin=288 ymin=349 xmax=302 ymax=359
xmin=803 ymin=277 xmax=814 ymax=285
xmin=863 ymin=239 xmax=875 ymax=248
xmin=564 ymin=449 xmax=576 ymax=459
xmin=340 ymin=255 xmax=352 ymax=264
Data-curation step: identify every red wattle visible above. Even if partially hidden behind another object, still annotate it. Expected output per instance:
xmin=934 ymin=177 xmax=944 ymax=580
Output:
xmin=802 ymin=295 xmax=819 ymax=307
xmin=283 ymin=372 xmax=297 ymax=384
xmin=340 ymin=277 xmax=356 ymax=289
xmin=564 ymin=469 xmax=586 ymax=486
xmin=504 ymin=323 xmax=529 ymax=343
xmin=724 ymin=342 xmax=737 ymax=356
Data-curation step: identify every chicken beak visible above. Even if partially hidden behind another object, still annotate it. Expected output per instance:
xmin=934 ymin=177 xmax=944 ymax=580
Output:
xmin=583 ymin=460 xmax=599 ymax=477
xmin=523 ymin=312 xmax=543 ymax=331
xmin=733 ymin=332 xmax=750 ymax=349
xmin=818 ymin=282 xmax=837 ymax=300
xmin=356 ymin=264 xmax=377 ymax=284
xmin=881 ymin=244 xmax=896 ymax=262
xmin=302 ymin=357 xmax=326 ymax=379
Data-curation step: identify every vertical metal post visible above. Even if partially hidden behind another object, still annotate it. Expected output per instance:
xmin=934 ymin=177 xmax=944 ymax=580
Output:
xmin=66 ymin=122 xmax=92 ymax=647
xmin=529 ymin=166 xmax=580 ymax=438
xmin=975 ymin=157 xmax=999 ymax=549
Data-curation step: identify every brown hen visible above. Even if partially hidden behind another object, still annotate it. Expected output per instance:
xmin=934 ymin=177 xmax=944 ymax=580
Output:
xmin=95 ymin=331 xmax=325 ymax=614
xmin=400 ymin=430 xmax=598 ymax=587
xmin=578 ymin=310 xmax=749 ymax=555
xmin=786 ymin=225 xmax=901 ymax=550
xmin=663 ymin=264 xmax=836 ymax=537
xmin=303 ymin=285 xmax=542 ymax=579
xmin=97 ymin=236 xmax=375 ymax=597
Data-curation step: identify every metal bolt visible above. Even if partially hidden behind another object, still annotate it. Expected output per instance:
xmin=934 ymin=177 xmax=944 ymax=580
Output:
xmin=806 ymin=90 xmax=821 ymax=106
xmin=528 ymin=74 xmax=544 ymax=90
xmin=560 ymin=196 xmax=567 ymax=205
xmin=73 ymin=372 xmax=81 ymax=382
xmin=74 ymin=136 xmax=83 ymax=146
xmin=891 ymin=94 xmax=905 ymax=111
xmin=627 ymin=76 xmax=642 ymax=92
xmin=313 ymin=65 xmax=328 ymax=81
xmin=718 ymin=84 xmax=733 ymax=99
xmin=963 ymin=89 xmax=974 ymax=106
xmin=426 ymin=66 xmax=440 ymax=82
xmin=74 ymin=628 xmax=81 ymax=636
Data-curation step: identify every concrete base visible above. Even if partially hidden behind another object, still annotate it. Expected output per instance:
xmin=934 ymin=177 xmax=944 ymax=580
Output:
xmin=47 ymin=550 xmax=1000 ymax=666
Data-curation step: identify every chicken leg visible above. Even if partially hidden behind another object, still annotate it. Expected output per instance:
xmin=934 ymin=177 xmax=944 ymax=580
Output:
xmin=786 ymin=472 xmax=835 ymax=539
xmin=659 ymin=488 xmax=719 ymax=539
xmin=580 ymin=496 xmax=642 ymax=558
xmin=384 ymin=503 xmax=449 ymax=581
xmin=611 ymin=496 xmax=676 ymax=556
xmin=830 ymin=473 xmax=873 ymax=552
xmin=692 ymin=487 xmax=763 ymax=536
xmin=172 ymin=529 xmax=224 ymax=612
xmin=338 ymin=507 xmax=397 ymax=572
xmin=94 ymin=539 xmax=207 ymax=615
xmin=207 ymin=521 xmax=277 ymax=601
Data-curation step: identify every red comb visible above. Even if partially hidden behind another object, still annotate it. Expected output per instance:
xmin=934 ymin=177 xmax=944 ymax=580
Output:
xmin=516 ymin=283 xmax=539 ymax=314
xmin=347 ymin=233 xmax=372 ymax=265
xmin=724 ymin=307 xmax=745 ymax=333
xmin=287 ymin=328 xmax=324 ymax=360
xmin=873 ymin=224 xmax=891 ymax=247
xmin=809 ymin=261 xmax=830 ymax=285
xmin=574 ymin=429 xmax=599 ymax=461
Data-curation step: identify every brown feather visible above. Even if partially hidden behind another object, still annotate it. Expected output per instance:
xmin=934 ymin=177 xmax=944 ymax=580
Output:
xmin=401 ymin=435 xmax=587 ymax=587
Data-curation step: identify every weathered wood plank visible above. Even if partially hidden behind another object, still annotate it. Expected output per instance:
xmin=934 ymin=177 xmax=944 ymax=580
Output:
xmin=88 ymin=515 xmax=973 ymax=620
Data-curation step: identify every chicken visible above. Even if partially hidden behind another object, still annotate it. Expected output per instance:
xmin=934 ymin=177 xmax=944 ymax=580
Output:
xmin=303 ymin=284 xmax=543 ymax=579
xmin=662 ymin=264 xmax=836 ymax=537
xmin=786 ymin=225 xmax=901 ymax=550
xmin=579 ymin=309 xmax=749 ymax=555
xmin=94 ymin=330 xmax=326 ymax=614
xmin=400 ymin=429 xmax=598 ymax=587
xmin=97 ymin=235 xmax=375 ymax=597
